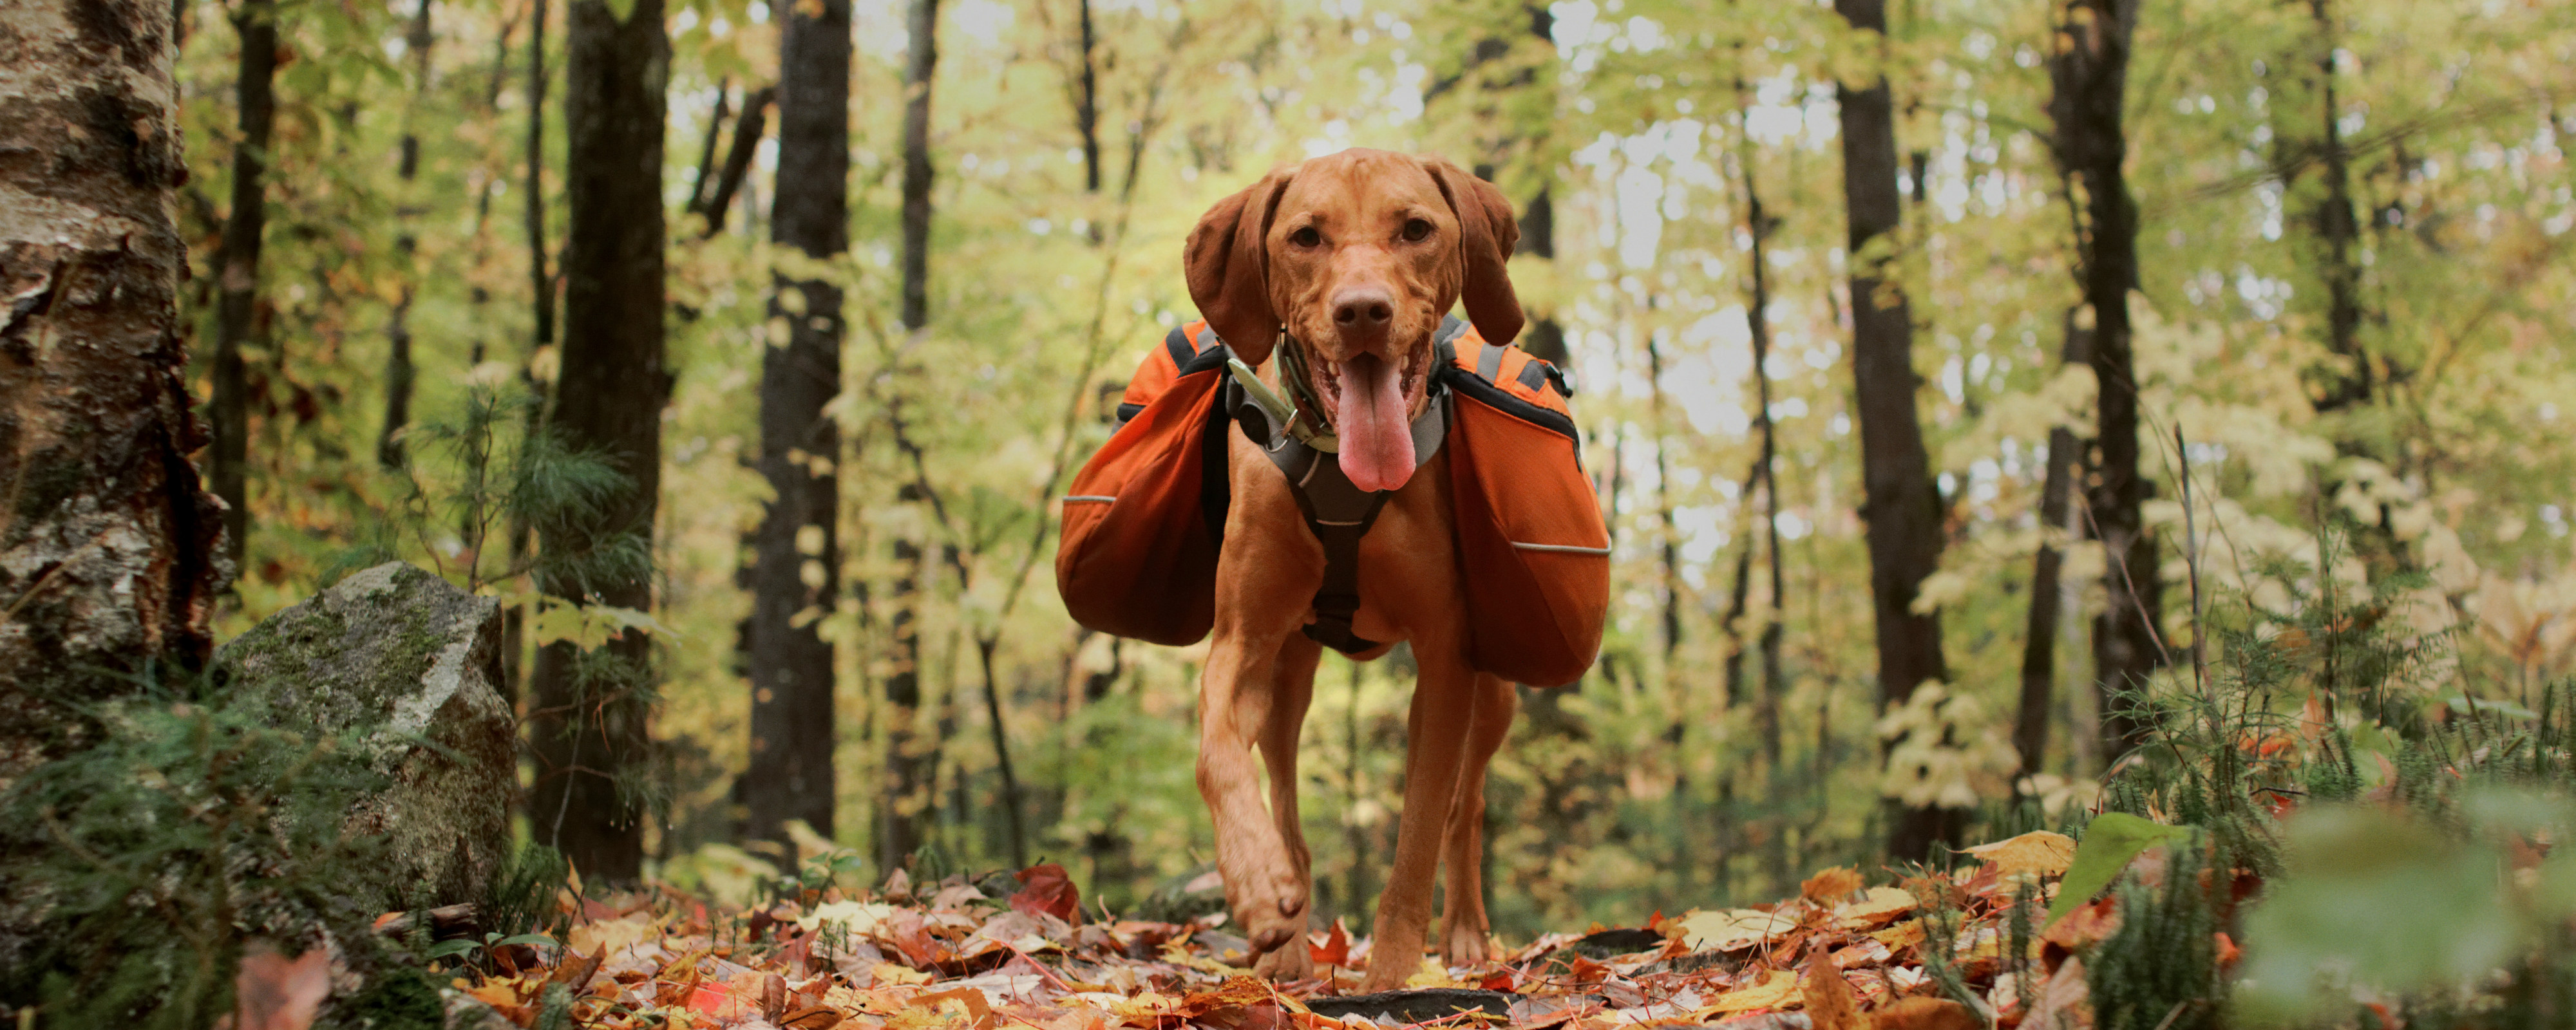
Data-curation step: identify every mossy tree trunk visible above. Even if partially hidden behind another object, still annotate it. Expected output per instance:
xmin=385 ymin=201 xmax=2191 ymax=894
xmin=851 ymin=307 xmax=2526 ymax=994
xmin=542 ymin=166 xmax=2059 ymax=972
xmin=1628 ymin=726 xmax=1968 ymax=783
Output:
xmin=0 ymin=0 xmax=228 ymax=777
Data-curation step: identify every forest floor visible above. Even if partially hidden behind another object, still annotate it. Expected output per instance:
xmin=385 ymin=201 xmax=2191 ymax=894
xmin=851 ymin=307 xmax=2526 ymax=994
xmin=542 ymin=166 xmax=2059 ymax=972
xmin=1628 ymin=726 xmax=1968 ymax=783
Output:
xmin=425 ymin=833 xmax=2108 ymax=1030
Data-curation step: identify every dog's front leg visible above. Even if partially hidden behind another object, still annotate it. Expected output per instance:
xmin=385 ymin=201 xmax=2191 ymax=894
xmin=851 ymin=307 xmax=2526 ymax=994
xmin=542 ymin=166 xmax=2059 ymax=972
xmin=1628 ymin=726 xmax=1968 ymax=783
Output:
xmin=1359 ymin=643 xmax=1479 ymax=991
xmin=1198 ymin=618 xmax=1316 ymax=968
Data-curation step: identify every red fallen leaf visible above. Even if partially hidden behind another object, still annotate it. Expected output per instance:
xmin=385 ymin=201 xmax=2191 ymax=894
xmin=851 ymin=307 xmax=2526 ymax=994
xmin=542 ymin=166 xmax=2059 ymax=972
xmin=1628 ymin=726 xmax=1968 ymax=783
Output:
xmin=684 ymin=982 xmax=743 ymax=1020
xmin=1310 ymin=919 xmax=1351 ymax=968
xmin=235 ymin=944 xmax=332 ymax=1030
xmin=1479 ymin=969 xmax=1517 ymax=993
xmin=1012 ymin=862 xmax=1081 ymax=923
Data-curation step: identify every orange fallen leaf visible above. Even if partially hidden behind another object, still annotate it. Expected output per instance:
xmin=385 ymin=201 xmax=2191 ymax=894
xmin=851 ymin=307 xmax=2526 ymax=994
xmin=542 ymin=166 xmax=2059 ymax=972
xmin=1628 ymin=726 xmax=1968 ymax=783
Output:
xmin=1964 ymin=831 xmax=2078 ymax=879
xmin=1310 ymin=918 xmax=1350 ymax=968
xmin=1802 ymin=944 xmax=1865 ymax=1030
xmin=1702 ymin=970 xmax=1799 ymax=1014
xmin=235 ymin=944 xmax=332 ymax=1030
xmin=1871 ymin=997 xmax=1983 ymax=1030
xmin=913 ymin=987 xmax=998 ymax=1030
xmin=1802 ymin=867 xmax=1866 ymax=904
xmin=1835 ymin=887 xmax=1919 ymax=928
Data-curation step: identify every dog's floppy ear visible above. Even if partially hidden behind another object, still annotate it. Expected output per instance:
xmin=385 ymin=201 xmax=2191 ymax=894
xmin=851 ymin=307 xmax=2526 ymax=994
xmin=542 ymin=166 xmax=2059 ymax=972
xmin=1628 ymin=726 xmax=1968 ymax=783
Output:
xmin=1421 ymin=157 xmax=1525 ymax=346
xmin=1184 ymin=167 xmax=1294 ymax=365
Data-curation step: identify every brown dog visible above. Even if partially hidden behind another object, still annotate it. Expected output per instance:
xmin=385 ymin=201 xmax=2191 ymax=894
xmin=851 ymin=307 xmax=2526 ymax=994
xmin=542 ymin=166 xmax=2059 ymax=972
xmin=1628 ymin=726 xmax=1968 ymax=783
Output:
xmin=1180 ymin=149 xmax=1527 ymax=989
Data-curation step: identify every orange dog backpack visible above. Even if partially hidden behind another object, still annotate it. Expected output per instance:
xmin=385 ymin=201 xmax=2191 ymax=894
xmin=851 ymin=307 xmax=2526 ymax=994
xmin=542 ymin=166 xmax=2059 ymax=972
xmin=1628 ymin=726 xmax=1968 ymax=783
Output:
xmin=1054 ymin=322 xmax=1235 ymax=646
xmin=1054 ymin=317 xmax=1609 ymax=686
xmin=1437 ymin=323 xmax=1611 ymax=687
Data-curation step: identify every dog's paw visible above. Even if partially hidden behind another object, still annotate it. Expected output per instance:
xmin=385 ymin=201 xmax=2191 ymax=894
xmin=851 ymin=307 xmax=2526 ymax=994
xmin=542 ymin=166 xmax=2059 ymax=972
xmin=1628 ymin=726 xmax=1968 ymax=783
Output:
xmin=1441 ymin=921 xmax=1492 ymax=968
xmin=1230 ymin=864 xmax=1311 ymax=957
xmin=1253 ymin=937 xmax=1315 ymax=982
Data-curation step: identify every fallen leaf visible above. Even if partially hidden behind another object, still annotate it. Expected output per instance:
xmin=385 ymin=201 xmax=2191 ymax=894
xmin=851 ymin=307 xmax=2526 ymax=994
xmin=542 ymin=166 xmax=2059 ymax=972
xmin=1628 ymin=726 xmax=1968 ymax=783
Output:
xmin=235 ymin=944 xmax=332 ymax=1030
xmin=1012 ymin=863 xmax=1081 ymax=924
xmin=1802 ymin=944 xmax=1865 ymax=1030
xmin=781 ymin=1005 xmax=846 ymax=1029
xmin=2022 ymin=957 xmax=2092 ymax=1030
xmin=800 ymin=900 xmax=896 ymax=935
xmin=569 ymin=914 xmax=654 ymax=957
xmin=1964 ymin=831 xmax=2078 ymax=879
xmin=1873 ymin=997 xmax=1983 ymax=1030
xmin=2045 ymin=814 xmax=2193 ymax=925
xmin=912 ymin=987 xmax=998 ymax=1030
xmin=1680 ymin=909 xmax=1800 ymax=952
xmin=1802 ymin=867 xmax=1866 ymax=904
xmin=1833 ymin=887 xmax=1918 ymax=928
xmin=1702 ymin=971 xmax=1799 ymax=1014
xmin=2040 ymin=897 xmax=2121 ymax=952
xmin=1309 ymin=919 xmax=1350 ymax=968
xmin=1869 ymin=920 xmax=1927 ymax=950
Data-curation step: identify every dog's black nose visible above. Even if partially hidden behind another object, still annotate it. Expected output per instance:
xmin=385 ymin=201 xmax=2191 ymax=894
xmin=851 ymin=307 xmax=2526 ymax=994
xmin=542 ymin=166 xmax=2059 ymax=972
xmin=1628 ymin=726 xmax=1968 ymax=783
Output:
xmin=1332 ymin=286 xmax=1394 ymax=328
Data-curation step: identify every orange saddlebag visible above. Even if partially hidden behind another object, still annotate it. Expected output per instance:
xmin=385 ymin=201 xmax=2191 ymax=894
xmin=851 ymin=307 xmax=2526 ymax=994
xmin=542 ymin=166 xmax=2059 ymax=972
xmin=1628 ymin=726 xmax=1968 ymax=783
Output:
xmin=1440 ymin=329 xmax=1610 ymax=688
xmin=1054 ymin=322 xmax=1234 ymax=646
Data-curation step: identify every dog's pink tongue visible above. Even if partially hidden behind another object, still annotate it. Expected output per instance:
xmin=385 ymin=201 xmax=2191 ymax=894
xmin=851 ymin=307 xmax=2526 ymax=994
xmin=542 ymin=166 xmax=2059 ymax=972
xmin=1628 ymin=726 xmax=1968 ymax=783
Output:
xmin=1337 ymin=353 xmax=1414 ymax=492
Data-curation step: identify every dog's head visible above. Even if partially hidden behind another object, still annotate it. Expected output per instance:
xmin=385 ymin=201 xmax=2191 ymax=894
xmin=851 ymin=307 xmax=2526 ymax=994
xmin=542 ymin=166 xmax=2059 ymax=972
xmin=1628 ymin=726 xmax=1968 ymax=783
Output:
xmin=1185 ymin=148 xmax=1522 ymax=492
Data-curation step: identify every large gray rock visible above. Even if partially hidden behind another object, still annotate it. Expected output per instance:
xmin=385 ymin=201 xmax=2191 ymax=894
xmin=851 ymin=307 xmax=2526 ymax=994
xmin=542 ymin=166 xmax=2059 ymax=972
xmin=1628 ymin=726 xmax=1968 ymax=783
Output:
xmin=215 ymin=562 xmax=515 ymax=904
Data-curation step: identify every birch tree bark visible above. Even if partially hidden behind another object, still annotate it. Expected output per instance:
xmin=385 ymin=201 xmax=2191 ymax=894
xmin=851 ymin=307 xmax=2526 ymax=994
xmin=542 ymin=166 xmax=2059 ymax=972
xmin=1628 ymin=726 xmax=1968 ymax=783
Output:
xmin=0 ymin=0 xmax=228 ymax=776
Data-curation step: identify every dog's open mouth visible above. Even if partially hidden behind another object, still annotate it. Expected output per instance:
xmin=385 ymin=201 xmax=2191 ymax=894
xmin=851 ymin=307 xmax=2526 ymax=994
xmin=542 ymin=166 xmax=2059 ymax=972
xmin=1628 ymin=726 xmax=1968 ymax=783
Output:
xmin=1312 ymin=348 xmax=1428 ymax=492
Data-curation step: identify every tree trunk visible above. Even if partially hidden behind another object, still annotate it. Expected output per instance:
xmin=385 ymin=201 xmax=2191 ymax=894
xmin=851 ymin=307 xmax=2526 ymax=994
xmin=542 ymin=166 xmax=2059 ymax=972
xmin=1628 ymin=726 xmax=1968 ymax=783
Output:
xmin=2306 ymin=0 xmax=2368 ymax=414
xmin=879 ymin=526 xmax=931 ymax=871
xmin=525 ymin=0 xmax=554 ymax=355
xmin=379 ymin=0 xmax=433 ymax=470
xmin=2015 ymin=421 xmax=2077 ymax=775
xmin=746 ymin=0 xmax=848 ymax=850
xmin=694 ymin=86 xmax=771 ymax=239
xmin=876 ymin=0 xmax=940 ymax=874
xmin=1073 ymin=0 xmax=1101 ymax=195
xmin=0 ymin=0 xmax=228 ymax=778
xmin=209 ymin=0 xmax=278 ymax=574
xmin=2047 ymin=0 xmax=2163 ymax=763
xmin=898 ymin=0 xmax=938 ymax=332
xmin=529 ymin=0 xmax=666 ymax=883
xmin=1832 ymin=0 xmax=1955 ymax=863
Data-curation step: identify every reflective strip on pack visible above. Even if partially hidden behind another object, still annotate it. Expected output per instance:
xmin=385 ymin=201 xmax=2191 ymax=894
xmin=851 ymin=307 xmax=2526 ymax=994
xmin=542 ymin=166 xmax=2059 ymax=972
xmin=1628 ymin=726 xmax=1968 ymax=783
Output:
xmin=1510 ymin=541 xmax=1612 ymax=556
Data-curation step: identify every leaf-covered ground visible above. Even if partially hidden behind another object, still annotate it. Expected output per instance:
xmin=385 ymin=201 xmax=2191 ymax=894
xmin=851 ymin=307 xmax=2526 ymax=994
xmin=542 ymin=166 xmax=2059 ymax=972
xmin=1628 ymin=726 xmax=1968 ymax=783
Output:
xmin=426 ymin=831 xmax=2136 ymax=1030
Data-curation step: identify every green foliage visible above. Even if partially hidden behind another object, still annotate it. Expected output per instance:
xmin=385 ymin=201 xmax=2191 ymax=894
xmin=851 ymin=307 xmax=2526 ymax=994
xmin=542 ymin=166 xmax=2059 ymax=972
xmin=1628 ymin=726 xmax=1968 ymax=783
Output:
xmin=0 ymin=670 xmax=388 ymax=1028
xmin=2087 ymin=842 xmax=2224 ymax=1030
xmin=481 ymin=841 xmax=572 ymax=944
xmin=373 ymin=382 xmax=650 ymax=599
xmin=2047 ymin=813 xmax=2192 ymax=926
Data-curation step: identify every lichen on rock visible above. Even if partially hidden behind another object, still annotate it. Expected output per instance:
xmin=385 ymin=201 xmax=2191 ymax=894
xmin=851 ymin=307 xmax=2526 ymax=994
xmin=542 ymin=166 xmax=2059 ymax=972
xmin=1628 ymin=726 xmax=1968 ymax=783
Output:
xmin=214 ymin=561 xmax=515 ymax=905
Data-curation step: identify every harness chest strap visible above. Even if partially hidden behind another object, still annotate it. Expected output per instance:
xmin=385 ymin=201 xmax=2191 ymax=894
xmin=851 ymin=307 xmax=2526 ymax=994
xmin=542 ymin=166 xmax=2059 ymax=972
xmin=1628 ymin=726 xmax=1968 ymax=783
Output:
xmin=1225 ymin=318 xmax=1470 ymax=654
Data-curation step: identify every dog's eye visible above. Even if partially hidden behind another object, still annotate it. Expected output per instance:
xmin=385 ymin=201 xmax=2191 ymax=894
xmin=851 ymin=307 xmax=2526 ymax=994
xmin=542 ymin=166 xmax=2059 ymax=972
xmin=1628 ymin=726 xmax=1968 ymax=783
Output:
xmin=1289 ymin=226 xmax=1322 ymax=248
xmin=1401 ymin=218 xmax=1434 ymax=242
